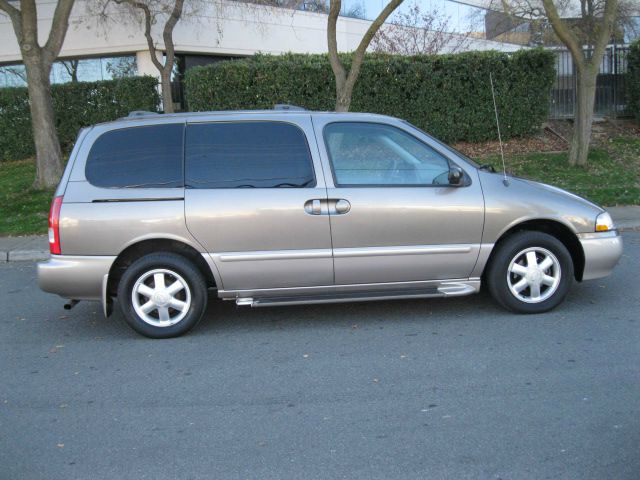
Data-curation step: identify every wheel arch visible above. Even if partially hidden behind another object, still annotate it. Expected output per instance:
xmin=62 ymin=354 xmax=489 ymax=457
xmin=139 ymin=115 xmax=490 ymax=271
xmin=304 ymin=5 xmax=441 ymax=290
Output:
xmin=106 ymin=238 xmax=218 ymax=303
xmin=484 ymin=219 xmax=585 ymax=281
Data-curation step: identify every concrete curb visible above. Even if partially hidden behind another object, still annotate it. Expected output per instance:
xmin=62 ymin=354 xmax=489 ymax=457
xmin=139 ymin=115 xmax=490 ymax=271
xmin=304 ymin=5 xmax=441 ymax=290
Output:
xmin=0 ymin=236 xmax=50 ymax=262
xmin=1 ymin=206 xmax=639 ymax=262
xmin=607 ymin=206 xmax=640 ymax=232
xmin=7 ymin=250 xmax=50 ymax=262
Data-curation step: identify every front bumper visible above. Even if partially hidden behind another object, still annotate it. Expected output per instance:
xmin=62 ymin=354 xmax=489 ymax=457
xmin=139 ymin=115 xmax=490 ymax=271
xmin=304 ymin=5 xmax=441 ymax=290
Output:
xmin=38 ymin=255 xmax=116 ymax=301
xmin=578 ymin=230 xmax=623 ymax=281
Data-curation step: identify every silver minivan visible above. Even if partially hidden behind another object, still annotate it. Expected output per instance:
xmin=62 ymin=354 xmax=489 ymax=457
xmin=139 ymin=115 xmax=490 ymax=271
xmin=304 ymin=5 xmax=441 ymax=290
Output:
xmin=38 ymin=109 xmax=623 ymax=338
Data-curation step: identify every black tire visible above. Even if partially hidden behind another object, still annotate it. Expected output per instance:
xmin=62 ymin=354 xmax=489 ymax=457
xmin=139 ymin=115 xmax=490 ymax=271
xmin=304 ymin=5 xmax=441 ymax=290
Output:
xmin=486 ymin=231 xmax=574 ymax=314
xmin=117 ymin=252 xmax=208 ymax=338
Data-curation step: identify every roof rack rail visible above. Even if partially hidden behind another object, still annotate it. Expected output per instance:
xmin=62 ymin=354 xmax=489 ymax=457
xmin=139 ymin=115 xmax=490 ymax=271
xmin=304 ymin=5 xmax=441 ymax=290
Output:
xmin=127 ymin=111 xmax=160 ymax=118
xmin=273 ymin=104 xmax=307 ymax=111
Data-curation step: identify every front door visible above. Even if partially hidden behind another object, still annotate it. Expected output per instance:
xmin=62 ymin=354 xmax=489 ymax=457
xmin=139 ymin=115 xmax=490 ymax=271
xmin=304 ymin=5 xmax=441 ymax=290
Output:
xmin=313 ymin=117 xmax=485 ymax=285
xmin=184 ymin=115 xmax=333 ymax=291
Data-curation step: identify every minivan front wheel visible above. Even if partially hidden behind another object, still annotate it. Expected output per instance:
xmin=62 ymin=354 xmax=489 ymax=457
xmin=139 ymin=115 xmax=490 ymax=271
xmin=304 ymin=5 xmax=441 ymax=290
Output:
xmin=117 ymin=253 xmax=208 ymax=338
xmin=486 ymin=231 xmax=574 ymax=314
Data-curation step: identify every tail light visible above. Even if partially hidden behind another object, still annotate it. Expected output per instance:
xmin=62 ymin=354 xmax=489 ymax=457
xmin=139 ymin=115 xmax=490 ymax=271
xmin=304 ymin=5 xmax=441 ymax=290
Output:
xmin=48 ymin=195 xmax=63 ymax=255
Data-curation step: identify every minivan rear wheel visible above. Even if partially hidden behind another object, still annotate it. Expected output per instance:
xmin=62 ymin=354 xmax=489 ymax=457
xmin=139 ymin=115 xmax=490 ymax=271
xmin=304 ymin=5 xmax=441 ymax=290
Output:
xmin=117 ymin=253 xmax=208 ymax=338
xmin=486 ymin=231 xmax=574 ymax=314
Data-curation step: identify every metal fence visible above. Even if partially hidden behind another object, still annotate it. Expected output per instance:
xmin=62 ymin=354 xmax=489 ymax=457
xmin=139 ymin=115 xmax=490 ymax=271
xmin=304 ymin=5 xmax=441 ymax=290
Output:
xmin=550 ymin=45 xmax=631 ymax=119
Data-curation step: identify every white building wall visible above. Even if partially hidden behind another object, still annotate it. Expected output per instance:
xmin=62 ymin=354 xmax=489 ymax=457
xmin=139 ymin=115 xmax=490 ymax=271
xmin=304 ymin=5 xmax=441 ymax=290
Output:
xmin=135 ymin=51 xmax=162 ymax=80
xmin=0 ymin=0 xmax=521 ymax=66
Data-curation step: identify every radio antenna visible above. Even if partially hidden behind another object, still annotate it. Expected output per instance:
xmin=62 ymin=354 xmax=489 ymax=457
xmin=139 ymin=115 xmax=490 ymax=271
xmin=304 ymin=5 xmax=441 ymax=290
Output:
xmin=489 ymin=72 xmax=509 ymax=186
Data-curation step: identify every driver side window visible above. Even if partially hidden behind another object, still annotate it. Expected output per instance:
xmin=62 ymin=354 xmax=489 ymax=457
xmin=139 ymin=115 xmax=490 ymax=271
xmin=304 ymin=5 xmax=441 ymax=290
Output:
xmin=324 ymin=122 xmax=451 ymax=187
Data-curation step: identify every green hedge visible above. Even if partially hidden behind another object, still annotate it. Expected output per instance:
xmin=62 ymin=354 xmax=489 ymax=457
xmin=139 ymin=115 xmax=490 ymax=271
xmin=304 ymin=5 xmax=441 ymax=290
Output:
xmin=0 ymin=76 xmax=159 ymax=161
xmin=628 ymin=40 xmax=640 ymax=122
xmin=185 ymin=49 xmax=555 ymax=143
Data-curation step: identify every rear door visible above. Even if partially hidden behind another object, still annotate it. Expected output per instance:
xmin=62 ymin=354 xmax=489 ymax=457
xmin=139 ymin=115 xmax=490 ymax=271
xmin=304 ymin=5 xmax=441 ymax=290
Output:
xmin=184 ymin=114 xmax=333 ymax=291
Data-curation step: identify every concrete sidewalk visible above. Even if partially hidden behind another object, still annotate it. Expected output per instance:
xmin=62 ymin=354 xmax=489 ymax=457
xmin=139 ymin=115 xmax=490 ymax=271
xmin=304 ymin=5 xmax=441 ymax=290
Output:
xmin=606 ymin=205 xmax=640 ymax=231
xmin=1 ymin=206 xmax=640 ymax=262
xmin=0 ymin=235 xmax=49 ymax=262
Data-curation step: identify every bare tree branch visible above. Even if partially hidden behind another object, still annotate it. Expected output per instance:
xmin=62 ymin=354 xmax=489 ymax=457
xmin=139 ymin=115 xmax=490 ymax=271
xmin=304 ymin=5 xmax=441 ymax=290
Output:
xmin=500 ymin=0 xmax=619 ymax=166
xmin=540 ymin=0 xmax=583 ymax=64
xmin=109 ymin=0 xmax=186 ymax=112
xmin=114 ymin=0 xmax=164 ymax=71
xmin=0 ymin=0 xmax=21 ymax=22
xmin=352 ymin=0 xmax=403 ymax=63
xmin=0 ymin=0 xmax=23 ymax=42
xmin=162 ymin=0 xmax=185 ymax=78
xmin=591 ymin=0 xmax=618 ymax=68
xmin=371 ymin=2 xmax=471 ymax=55
xmin=328 ymin=0 xmax=405 ymax=111
xmin=43 ymin=0 xmax=76 ymax=64
xmin=0 ymin=0 xmax=19 ymax=14
xmin=1 ymin=65 xmax=27 ymax=84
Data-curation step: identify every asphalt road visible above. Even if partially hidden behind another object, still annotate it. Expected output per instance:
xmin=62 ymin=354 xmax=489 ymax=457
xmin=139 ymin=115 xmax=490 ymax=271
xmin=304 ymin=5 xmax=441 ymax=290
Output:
xmin=1 ymin=233 xmax=639 ymax=480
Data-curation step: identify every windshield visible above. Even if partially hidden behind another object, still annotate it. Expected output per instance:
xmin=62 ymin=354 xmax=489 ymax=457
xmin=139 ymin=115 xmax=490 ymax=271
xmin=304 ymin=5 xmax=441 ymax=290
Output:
xmin=402 ymin=121 xmax=481 ymax=169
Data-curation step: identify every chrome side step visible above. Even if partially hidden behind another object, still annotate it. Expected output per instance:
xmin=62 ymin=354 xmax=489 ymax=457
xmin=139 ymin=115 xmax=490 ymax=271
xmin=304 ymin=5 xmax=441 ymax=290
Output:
xmin=234 ymin=281 xmax=479 ymax=308
xmin=437 ymin=281 xmax=479 ymax=296
xmin=242 ymin=289 xmax=439 ymax=307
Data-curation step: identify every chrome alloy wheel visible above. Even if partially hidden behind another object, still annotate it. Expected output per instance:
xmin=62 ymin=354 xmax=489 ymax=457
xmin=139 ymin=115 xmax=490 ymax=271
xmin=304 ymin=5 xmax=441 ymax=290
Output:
xmin=507 ymin=247 xmax=561 ymax=304
xmin=131 ymin=269 xmax=192 ymax=327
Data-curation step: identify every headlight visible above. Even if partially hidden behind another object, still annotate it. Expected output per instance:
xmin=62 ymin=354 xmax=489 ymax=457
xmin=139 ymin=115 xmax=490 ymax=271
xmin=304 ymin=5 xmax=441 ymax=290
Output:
xmin=595 ymin=211 xmax=615 ymax=232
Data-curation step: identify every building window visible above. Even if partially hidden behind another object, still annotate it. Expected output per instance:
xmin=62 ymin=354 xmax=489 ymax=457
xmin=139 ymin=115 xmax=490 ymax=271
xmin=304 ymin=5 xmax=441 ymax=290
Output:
xmin=0 ymin=55 xmax=137 ymax=88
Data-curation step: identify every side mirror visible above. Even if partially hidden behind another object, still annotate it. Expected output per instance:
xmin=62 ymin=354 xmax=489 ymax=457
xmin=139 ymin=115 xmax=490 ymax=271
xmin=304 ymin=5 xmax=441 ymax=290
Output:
xmin=448 ymin=165 xmax=464 ymax=186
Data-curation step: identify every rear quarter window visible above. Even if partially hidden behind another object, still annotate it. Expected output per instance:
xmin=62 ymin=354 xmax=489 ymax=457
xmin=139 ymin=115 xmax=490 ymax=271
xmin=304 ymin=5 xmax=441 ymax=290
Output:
xmin=85 ymin=124 xmax=184 ymax=188
xmin=185 ymin=121 xmax=315 ymax=189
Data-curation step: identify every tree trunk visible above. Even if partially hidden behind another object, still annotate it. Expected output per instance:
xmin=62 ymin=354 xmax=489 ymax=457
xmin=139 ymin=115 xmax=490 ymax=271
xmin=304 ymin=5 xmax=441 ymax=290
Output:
xmin=335 ymin=79 xmax=352 ymax=112
xmin=327 ymin=0 xmax=404 ymax=113
xmin=161 ymin=69 xmax=174 ymax=114
xmin=24 ymin=56 xmax=64 ymax=189
xmin=569 ymin=68 xmax=597 ymax=166
xmin=335 ymin=98 xmax=350 ymax=112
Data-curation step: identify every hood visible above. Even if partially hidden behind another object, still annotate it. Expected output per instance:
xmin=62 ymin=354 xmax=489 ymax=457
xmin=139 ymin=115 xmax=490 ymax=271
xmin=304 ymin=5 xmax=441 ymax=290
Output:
xmin=511 ymin=176 xmax=605 ymax=213
xmin=477 ymin=170 xmax=605 ymax=237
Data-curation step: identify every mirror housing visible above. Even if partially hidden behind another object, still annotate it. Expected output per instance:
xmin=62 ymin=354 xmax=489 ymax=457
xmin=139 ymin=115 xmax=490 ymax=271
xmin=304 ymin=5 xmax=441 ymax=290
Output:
xmin=448 ymin=165 xmax=464 ymax=186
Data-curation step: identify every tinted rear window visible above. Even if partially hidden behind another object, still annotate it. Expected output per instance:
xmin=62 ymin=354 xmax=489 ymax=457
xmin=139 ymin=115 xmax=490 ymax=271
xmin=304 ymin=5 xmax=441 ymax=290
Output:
xmin=185 ymin=121 xmax=315 ymax=188
xmin=86 ymin=124 xmax=183 ymax=188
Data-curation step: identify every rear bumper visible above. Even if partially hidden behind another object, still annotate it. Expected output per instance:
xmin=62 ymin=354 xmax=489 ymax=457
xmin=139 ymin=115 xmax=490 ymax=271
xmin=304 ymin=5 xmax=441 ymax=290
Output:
xmin=578 ymin=231 xmax=623 ymax=281
xmin=38 ymin=255 xmax=116 ymax=301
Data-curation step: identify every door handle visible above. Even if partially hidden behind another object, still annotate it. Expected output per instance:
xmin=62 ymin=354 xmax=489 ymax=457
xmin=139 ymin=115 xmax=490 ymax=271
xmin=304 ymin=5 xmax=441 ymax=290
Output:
xmin=304 ymin=199 xmax=322 ymax=215
xmin=334 ymin=199 xmax=351 ymax=214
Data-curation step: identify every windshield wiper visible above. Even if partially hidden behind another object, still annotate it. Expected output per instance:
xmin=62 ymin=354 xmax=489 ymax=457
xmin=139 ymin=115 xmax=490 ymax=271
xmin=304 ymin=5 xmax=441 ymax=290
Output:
xmin=479 ymin=164 xmax=496 ymax=172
